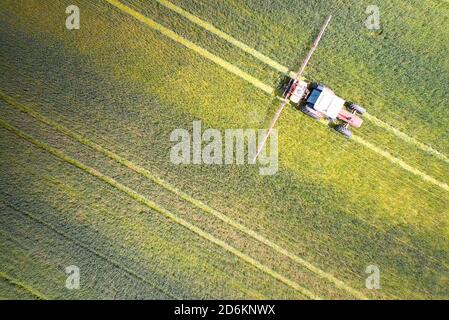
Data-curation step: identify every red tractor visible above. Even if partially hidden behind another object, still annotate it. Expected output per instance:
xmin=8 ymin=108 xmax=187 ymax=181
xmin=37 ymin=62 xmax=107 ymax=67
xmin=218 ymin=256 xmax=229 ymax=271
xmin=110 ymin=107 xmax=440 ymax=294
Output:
xmin=283 ymin=80 xmax=366 ymax=138
xmin=255 ymin=15 xmax=366 ymax=159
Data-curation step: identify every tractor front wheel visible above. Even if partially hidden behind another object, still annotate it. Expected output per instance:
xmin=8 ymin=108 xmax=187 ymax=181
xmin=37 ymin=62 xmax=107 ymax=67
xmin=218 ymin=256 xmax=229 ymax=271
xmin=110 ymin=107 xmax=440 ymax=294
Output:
xmin=335 ymin=124 xmax=353 ymax=138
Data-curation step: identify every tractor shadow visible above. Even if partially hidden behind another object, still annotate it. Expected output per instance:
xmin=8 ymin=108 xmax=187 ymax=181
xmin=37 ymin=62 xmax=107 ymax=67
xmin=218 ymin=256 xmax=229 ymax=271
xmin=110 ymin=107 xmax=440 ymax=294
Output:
xmin=259 ymin=75 xmax=292 ymax=128
xmin=275 ymin=74 xmax=292 ymax=97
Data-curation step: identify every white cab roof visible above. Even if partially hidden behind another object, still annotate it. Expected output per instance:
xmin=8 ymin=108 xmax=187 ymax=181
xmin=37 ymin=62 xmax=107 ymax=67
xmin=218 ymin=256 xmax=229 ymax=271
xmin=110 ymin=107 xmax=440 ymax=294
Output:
xmin=314 ymin=88 xmax=345 ymax=119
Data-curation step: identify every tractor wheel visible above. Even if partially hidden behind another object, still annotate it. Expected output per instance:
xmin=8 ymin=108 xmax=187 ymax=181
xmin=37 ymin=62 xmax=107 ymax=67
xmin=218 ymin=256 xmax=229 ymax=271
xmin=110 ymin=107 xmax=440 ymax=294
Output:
xmin=348 ymin=103 xmax=366 ymax=115
xmin=335 ymin=124 xmax=353 ymax=138
xmin=300 ymin=105 xmax=320 ymax=120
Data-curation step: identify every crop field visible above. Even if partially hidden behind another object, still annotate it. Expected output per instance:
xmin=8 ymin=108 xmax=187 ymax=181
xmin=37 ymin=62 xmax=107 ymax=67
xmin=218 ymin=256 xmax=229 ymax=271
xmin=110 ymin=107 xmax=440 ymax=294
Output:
xmin=0 ymin=0 xmax=448 ymax=300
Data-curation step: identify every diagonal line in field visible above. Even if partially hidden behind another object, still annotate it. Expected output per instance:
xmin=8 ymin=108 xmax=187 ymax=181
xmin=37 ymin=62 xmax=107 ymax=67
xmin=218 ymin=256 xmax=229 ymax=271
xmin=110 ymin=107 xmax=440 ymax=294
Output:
xmin=363 ymin=113 xmax=449 ymax=166
xmin=0 ymin=117 xmax=319 ymax=300
xmin=105 ymin=0 xmax=273 ymax=95
xmin=0 ymin=200 xmax=178 ymax=300
xmin=155 ymin=0 xmax=449 ymax=165
xmin=154 ymin=0 xmax=295 ymax=78
xmin=0 ymin=271 xmax=48 ymax=300
xmin=103 ymin=0 xmax=449 ymax=194
xmin=0 ymin=92 xmax=367 ymax=299
xmin=353 ymin=136 xmax=449 ymax=192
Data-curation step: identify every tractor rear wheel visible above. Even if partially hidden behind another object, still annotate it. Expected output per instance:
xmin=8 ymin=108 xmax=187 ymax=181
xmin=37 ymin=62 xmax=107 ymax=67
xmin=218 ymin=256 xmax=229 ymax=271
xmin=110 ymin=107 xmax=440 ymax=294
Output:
xmin=348 ymin=103 xmax=366 ymax=115
xmin=335 ymin=124 xmax=353 ymax=138
xmin=300 ymin=105 xmax=320 ymax=120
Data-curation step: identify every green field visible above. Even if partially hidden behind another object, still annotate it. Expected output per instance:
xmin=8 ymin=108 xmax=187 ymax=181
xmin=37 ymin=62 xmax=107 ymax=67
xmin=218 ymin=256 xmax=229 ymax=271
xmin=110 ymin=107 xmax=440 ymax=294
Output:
xmin=0 ymin=0 xmax=448 ymax=299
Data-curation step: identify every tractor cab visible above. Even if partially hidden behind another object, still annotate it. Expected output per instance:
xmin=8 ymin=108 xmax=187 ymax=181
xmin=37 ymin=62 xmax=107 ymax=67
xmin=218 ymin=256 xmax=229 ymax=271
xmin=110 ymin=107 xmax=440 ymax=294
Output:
xmin=299 ymin=84 xmax=365 ymax=138
xmin=306 ymin=85 xmax=345 ymax=120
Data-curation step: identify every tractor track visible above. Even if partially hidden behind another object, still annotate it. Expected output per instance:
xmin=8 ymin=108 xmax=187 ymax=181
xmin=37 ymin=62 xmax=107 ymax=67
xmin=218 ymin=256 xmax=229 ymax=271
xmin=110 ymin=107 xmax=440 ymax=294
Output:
xmin=0 ymin=0 xmax=446 ymax=301
xmin=0 ymin=91 xmax=373 ymax=300
xmin=0 ymin=116 xmax=319 ymax=300
xmin=153 ymin=0 xmax=295 ymax=78
xmin=5 ymin=91 xmax=448 ymax=299
xmin=352 ymin=136 xmax=449 ymax=192
xmin=151 ymin=0 xmax=449 ymax=165
xmin=103 ymin=0 xmax=449 ymax=194
xmin=1 ymin=0 xmax=444 ymax=300
xmin=1 ymin=105 xmax=421 ymax=301
xmin=0 ymin=271 xmax=48 ymax=300
xmin=105 ymin=0 xmax=273 ymax=95
xmin=363 ymin=114 xmax=449 ymax=166
xmin=0 ymin=199 xmax=179 ymax=300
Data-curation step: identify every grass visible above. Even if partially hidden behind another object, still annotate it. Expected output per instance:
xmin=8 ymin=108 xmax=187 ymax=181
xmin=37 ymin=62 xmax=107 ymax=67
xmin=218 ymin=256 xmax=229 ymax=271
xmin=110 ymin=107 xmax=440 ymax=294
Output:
xmin=1 ymin=125 xmax=306 ymax=299
xmin=0 ymin=116 xmax=322 ymax=299
xmin=0 ymin=96 xmax=357 ymax=299
xmin=0 ymin=0 xmax=448 ymax=299
xmin=0 ymin=271 xmax=48 ymax=300
xmin=154 ymin=0 xmax=449 ymax=151
xmin=152 ymin=0 xmax=449 ymax=167
xmin=104 ymin=1 xmax=449 ymax=193
xmin=0 ymin=92 xmax=368 ymax=299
